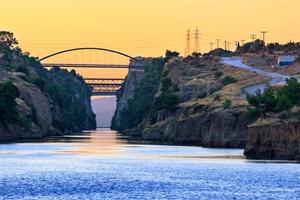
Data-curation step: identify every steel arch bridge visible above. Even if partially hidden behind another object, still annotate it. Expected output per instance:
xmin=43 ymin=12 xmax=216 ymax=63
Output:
xmin=39 ymin=47 xmax=144 ymax=96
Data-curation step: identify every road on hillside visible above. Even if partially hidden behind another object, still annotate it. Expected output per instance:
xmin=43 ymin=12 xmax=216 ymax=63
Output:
xmin=221 ymin=57 xmax=290 ymax=95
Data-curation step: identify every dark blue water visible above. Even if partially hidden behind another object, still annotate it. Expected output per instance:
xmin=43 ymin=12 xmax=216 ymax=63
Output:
xmin=1 ymin=97 xmax=299 ymax=200
xmin=0 ymin=130 xmax=299 ymax=200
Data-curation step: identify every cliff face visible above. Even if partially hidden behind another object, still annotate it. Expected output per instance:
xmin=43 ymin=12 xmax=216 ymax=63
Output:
xmin=0 ymin=48 xmax=96 ymax=142
xmin=141 ymin=107 xmax=249 ymax=148
xmin=112 ymin=54 xmax=262 ymax=148
xmin=112 ymin=60 xmax=145 ymax=129
xmin=245 ymin=118 xmax=300 ymax=160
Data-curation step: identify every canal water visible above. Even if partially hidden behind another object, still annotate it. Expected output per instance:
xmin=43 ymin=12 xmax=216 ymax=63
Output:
xmin=0 ymin=97 xmax=299 ymax=200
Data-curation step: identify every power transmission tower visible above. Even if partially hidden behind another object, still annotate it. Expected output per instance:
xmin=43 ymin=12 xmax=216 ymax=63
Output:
xmin=185 ymin=29 xmax=191 ymax=56
xmin=194 ymin=27 xmax=200 ymax=53
xmin=250 ymin=34 xmax=256 ymax=41
xmin=234 ymin=41 xmax=240 ymax=50
xmin=227 ymin=42 xmax=231 ymax=51
xmin=216 ymin=39 xmax=220 ymax=48
xmin=261 ymin=31 xmax=267 ymax=42
xmin=210 ymin=42 xmax=214 ymax=51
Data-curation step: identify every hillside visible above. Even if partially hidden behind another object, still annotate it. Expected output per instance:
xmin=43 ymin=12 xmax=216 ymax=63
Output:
xmin=112 ymin=52 xmax=268 ymax=147
xmin=0 ymin=32 xmax=96 ymax=141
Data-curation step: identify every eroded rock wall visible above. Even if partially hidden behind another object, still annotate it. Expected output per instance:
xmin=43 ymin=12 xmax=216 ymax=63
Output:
xmin=244 ymin=121 xmax=300 ymax=160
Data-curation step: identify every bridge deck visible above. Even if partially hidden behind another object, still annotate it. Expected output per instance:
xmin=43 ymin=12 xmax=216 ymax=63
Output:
xmin=42 ymin=63 xmax=144 ymax=69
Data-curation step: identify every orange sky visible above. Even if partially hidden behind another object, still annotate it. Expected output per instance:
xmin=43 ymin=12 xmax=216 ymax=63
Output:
xmin=1 ymin=0 xmax=300 ymax=77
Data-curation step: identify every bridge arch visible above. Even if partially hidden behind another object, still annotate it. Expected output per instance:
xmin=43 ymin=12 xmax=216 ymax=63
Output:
xmin=38 ymin=47 xmax=135 ymax=62
xmin=39 ymin=47 xmax=144 ymax=96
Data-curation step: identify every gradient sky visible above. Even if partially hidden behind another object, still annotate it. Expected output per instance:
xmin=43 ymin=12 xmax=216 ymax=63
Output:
xmin=1 ymin=0 xmax=300 ymax=59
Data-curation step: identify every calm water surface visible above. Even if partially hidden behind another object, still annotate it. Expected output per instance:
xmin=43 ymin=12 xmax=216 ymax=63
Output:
xmin=0 ymin=97 xmax=299 ymax=200
xmin=0 ymin=130 xmax=299 ymax=200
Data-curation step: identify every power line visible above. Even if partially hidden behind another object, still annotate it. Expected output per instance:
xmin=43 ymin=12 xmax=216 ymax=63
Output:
xmin=194 ymin=27 xmax=200 ymax=53
xmin=209 ymin=42 xmax=214 ymax=51
xmin=185 ymin=29 xmax=191 ymax=56
xmin=216 ymin=39 xmax=220 ymax=48
xmin=250 ymin=34 xmax=256 ymax=41
xmin=234 ymin=41 xmax=239 ymax=49
xmin=261 ymin=31 xmax=267 ymax=42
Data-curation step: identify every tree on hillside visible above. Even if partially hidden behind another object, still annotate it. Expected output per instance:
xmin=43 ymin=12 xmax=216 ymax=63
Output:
xmin=0 ymin=31 xmax=19 ymax=50
xmin=246 ymin=87 xmax=276 ymax=119
xmin=278 ymin=78 xmax=300 ymax=105
xmin=236 ymin=40 xmax=265 ymax=54
xmin=249 ymin=40 xmax=265 ymax=53
xmin=164 ymin=50 xmax=180 ymax=62
xmin=0 ymin=81 xmax=20 ymax=122
xmin=246 ymin=78 xmax=300 ymax=119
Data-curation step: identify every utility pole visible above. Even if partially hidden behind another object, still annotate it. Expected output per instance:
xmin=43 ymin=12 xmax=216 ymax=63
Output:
xmin=185 ymin=29 xmax=191 ymax=56
xmin=210 ymin=42 xmax=214 ymax=51
xmin=227 ymin=42 xmax=231 ymax=51
xmin=250 ymin=34 xmax=256 ymax=41
xmin=261 ymin=31 xmax=267 ymax=42
xmin=193 ymin=27 xmax=200 ymax=53
xmin=216 ymin=39 xmax=220 ymax=48
xmin=224 ymin=40 xmax=227 ymax=50
xmin=234 ymin=41 xmax=240 ymax=49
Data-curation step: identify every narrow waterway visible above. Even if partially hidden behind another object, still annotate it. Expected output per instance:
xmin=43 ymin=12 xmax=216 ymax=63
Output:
xmin=0 ymin=97 xmax=299 ymax=199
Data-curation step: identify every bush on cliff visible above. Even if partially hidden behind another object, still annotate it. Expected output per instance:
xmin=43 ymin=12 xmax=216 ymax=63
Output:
xmin=0 ymin=81 xmax=20 ymax=122
xmin=246 ymin=78 xmax=300 ymax=118
xmin=113 ymin=51 xmax=181 ymax=131
xmin=116 ymin=58 xmax=164 ymax=131
xmin=223 ymin=99 xmax=232 ymax=109
xmin=155 ymin=93 xmax=180 ymax=112
xmin=45 ymin=71 xmax=93 ymax=131
xmin=221 ymin=76 xmax=238 ymax=85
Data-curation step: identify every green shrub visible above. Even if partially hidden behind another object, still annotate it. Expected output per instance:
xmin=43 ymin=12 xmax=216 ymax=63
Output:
xmin=0 ymin=81 xmax=20 ymax=122
xmin=213 ymin=94 xmax=221 ymax=101
xmin=29 ymin=76 xmax=45 ymax=91
xmin=16 ymin=66 xmax=29 ymax=75
xmin=17 ymin=116 xmax=33 ymax=131
xmin=172 ymin=84 xmax=180 ymax=92
xmin=214 ymin=71 xmax=224 ymax=79
xmin=246 ymin=87 xmax=277 ymax=118
xmin=156 ymin=93 xmax=180 ymax=112
xmin=161 ymin=77 xmax=172 ymax=93
xmin=221 ymin=76 xmax=238 ymax=85
xmin=197 ymin=92 xmax=207 ymax=99
xmin=223 ymin=99 xmax=232 ymax=109
xmin=246 ymin=78 xmax=300 ymax=119
xmin=113 ymin=58 xmax=164 ymax=131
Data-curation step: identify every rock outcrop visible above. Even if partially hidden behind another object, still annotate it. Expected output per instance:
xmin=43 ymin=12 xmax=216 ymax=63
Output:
xmin=141 ymin=107 xmax=249 ymax=148
xmin=0 ymin=47 xmax=96 ymax=142
xmin=112 ymin=63 xmax=145 ymax=128
xmin=245 ymin=119 xmax=300 ymax=161
xmin=112 ymin=54 xmax=262 ymax=148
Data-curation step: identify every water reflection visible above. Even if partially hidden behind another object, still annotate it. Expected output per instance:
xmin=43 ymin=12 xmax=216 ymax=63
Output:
xmin=1 ymin=130 xmax=300 ymax=200
xmin=54 ymin=130 xmax=128 ymax=156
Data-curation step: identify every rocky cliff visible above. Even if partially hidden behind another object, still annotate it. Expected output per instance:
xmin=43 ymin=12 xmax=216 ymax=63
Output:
xmin=112 ymin=59 xmax=146 ymax=129
xmin=141 ymin=107 xmax=249 ymax=148
xmin=0 ymin=44 xmax=96 ymax=142
xmin=244 ymin=113 xmax=300 ymax=161
xmin=112 ymin=53 xmax=264 ymax=147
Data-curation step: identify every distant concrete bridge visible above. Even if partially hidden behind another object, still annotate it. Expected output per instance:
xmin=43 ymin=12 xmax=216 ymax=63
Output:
xmin=85 ymin=78 xmax=124 ymax=95
xmin=39 ymin=47 xmax=145 ymax=96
